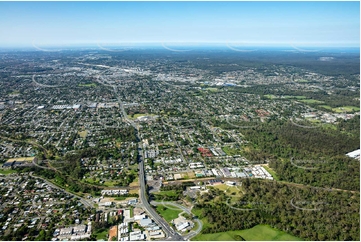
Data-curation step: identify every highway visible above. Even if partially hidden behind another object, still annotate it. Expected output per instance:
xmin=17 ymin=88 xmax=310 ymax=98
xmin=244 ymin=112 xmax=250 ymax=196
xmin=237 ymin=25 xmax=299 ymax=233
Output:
xmin=105 ymin=79 xmax=183 ymax=240
xmin=138 ymin=144 xmax=184 ymax=241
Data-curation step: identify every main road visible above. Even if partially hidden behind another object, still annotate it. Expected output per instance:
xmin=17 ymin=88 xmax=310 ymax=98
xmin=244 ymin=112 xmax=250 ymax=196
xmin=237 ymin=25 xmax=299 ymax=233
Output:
xmin=106 ymin=80 xmax=184 ymax=241
xmin=150 ymin=201 xmax=203 ymax=240
xmin=138 ymin=145 xmax=184 ymax=241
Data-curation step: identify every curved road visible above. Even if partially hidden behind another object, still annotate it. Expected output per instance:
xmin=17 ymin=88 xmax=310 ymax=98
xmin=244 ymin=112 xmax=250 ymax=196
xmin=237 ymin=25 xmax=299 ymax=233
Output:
xmin=150 ymin=201 xmax=203 ymax=240
xmin=29 ymin=173 xmax=94 ymax=208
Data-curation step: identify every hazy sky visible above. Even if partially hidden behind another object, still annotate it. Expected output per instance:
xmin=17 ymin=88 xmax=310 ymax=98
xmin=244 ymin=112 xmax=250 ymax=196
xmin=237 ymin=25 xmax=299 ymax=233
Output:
xmin=0 ymin=1 xmax=359 ymax=47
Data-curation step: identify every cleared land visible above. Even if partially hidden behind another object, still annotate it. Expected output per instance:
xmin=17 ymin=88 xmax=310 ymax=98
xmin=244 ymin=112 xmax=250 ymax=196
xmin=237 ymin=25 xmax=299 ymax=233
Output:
xmin=6 ymin=157 xmax=34 ymax=162
xmin=192 ymin=224 xmax=302 ymax=241
xmin=109 ymin=225 xmax=117 ymax=240
xmin=78 ymin=130 xmax=88 ymax=138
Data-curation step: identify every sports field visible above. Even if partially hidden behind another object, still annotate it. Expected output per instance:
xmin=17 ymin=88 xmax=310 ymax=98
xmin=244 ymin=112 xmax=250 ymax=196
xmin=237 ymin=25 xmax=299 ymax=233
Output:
xmin=192 ymin=224 xmax=303 ymax=241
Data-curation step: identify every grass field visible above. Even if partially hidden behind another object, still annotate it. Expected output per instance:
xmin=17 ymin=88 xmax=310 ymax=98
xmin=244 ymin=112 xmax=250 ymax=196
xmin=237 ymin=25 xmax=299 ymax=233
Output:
xmin=78 ymin=130 xmax=88 ymax=138
xmin=156 ymin=205 xmax=181 ymax=222
xmin=78 ymin=83 xmax=97 ymax=87
xmin=222 ymin=146 xmax=241 ymax=156
xmin=262 ymin=165 xmax=279 ymax=181
xmin=300 ymin=99 xmax=324 ymax=104
xmin=192 ymin=208 xmax=212 ymax=232
xmin=319 ymin=105 xmax=332 ymax=110
xmin=319 ymin=105 xmax=360 ymax=113
xmin=128 ymin=113 xmax=156 ymax=120
xmin=94 ymin=229 xmax=108 ymax=240
xmin=332 ymin=106 xmax=360 ymax=113
xmin=211 ymin=184 xmax=242 ymax=197
xmin=154 ymin=190 xmax=179 ymax=196
xmin=264 ymin=94 xmax=277 ymax=99
xmin=192 ymin=224 xmax=303 ymax=241
xmin=83 ymin=177 xmax=118 ymax=187
xmin=206 ymin=88 xmax=219 ymax=92
xmin=295 ymin=79 xmax=309 ymax=83
xmin=0 ymin=169 xmax=18 ymax=175
xmin=283 ymin=95 xmax=307 ymax=99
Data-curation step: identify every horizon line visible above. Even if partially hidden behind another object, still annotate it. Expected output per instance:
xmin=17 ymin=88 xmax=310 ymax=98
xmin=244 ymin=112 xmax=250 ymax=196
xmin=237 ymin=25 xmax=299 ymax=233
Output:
xmin=1 ymin=42 xmax=360 ymax=49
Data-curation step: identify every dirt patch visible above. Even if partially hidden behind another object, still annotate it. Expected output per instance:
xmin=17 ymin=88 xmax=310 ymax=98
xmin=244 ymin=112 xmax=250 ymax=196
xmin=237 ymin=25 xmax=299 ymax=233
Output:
xmin=108 ymin=225 xmax=117 ymax=241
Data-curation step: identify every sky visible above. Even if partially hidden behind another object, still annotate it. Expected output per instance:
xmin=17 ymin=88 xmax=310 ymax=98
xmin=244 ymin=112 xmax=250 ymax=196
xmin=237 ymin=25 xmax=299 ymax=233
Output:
xmin=0 ymin=1 xmax=359 ymax=48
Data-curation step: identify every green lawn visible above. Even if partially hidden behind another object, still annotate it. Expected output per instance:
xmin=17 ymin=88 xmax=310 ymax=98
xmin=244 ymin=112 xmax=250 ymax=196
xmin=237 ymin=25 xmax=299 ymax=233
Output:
xmin=154 ymin=190 xmax=178 ymax=196
xmin=94 ymin=229 xmax=108 ymax=240
xmin=211 ymin=184 xmax=242 ymax=197
xmin=264 ymin=94 xmax=277 ymax=99
xmin=222 ymin=146 xmax=241 ymax=156
xmin=78 ymin=83 xmax=97 ymax=87
xmin=192 ymin=208 xmax=212 ymax=232
xmin=0 ymin=169 xmax=18 ymax=175
xmin=283 ymin=95 xmax=307 ymax=99
xmin=332 ymin=106 xmax=360 ymax=113
xmin=262 ymin=165 xmax=279 ymax=181
xmin=295 ymin=79 xmax=309 ymax=83
xmin=300 ymin=99 xmax=324 ymax=104
xmin=319 ymin=105 xmax=333 ymax=110
xmin=319 ymin=105 xmax=359 ymax=113
xmin=192 ymin=224 xmax=303 ymax=241
xmin=155 ymin=205 xmax=181 ymax=222
xmin=294 ymin=96 xmax=307 ymax=99
xmin=83 ymin=177 xmax=117 ymax=187
xmin=206 ymin=88 xmax=219 ymax=92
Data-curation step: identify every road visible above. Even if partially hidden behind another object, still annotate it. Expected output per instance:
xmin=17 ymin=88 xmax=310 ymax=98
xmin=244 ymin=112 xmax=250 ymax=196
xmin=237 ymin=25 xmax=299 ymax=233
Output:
xmin=98 ymin=76 xmax=183 ymax=240
xmin=138 ymin=145 xmax=184 ymax=241
xmin=29 ymin=173 xmax=94 ymax=208
xmin=150 ymin=201 xmax=203 ymax=240
xmin=31 ymin=74 xmax=59 ymax=88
